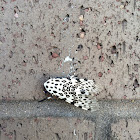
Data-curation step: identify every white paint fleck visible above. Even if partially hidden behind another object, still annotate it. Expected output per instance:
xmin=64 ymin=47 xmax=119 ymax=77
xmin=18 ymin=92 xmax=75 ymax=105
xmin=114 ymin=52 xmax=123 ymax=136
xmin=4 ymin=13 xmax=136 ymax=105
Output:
xmin=120 ymin=5 xmax=124 ymax=9
xmin=14 ymin=13 xmax=18 ymax=18
xmin=64 ymin=56 xmax=73 ymax=62
xmin=74 ymin=129 xmax=76 ymax=135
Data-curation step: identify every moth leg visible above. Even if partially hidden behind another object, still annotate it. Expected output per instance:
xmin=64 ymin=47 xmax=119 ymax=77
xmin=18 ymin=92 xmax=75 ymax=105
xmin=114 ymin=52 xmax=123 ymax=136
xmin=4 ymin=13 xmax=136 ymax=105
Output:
xmin=38 ymin=97 xmax=48 ymax=102
xmin=39 ymin=90 xmax=51 ymax=102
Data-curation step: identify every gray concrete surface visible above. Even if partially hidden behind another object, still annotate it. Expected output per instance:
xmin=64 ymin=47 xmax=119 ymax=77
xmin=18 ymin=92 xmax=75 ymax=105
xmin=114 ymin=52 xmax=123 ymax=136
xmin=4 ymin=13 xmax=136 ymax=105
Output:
xmin=0 ymin=0 xmax=140 ymax=139
xmin=0 ymin=100 xmax=140 ymax=139
xmin=0 ymin=117 xmax=95 ymax=140
xmin=111 ymin=119 xmax=140 ymax=140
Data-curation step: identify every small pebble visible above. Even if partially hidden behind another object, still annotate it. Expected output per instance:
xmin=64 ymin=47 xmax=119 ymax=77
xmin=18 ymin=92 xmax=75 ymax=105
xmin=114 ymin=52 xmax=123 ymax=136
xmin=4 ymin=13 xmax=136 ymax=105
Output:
xmin=129 ymin=45 xmax=132 ymax=50
xmin=22 ymin=61 xmax=26 ymax=66
xmin=48 ymin=4 xmax=53 ymax=9
xmin=98 ymin=72 xmax=103 ymax=77
xmin=63 ymin=14 xmax=69 ymax=22
xmin=97 ymin=44 xmax=102 ymax=50
xmin=99 ymin=56 xmax=104 ymax=62
xmin=111 ymin=46 xmax=117 ymax=54
xmin=120 ymin=5 xmax=124 ymax=9
xmin=79 ymin=15 xmax=84 ymax=21
xmin=108 ymin=69 xmax=111 ymax=73
xmin=85 ymin=8 xmax=89 ymax=12
xmin=83 ymin=56 xmax=88 ymax=60
xmin=132 ymin=100 xmax=135 ymax=103
xmin=1 ymin=7 xmax=4 ymax=11
xmin=8 ymin=135 xmax=13 ymax=139
xmin=79 ymin=20 xmax=83 ymax=26
xmin=80 ymin=32 xmax=85 ymax=38
xmin=14 ymin=13 xmax=18 ymax=18
xmin=52 ymin=53 xmax=59 ymax=58
xmin=118 ymin=21 xmax=121 ymax=24
xmin=47 ymin=117 xmax=52 ymax=121
xmin=34 ymin=118 xmax=39 ymax=123
xmin=77 ymin=44 xmax=83 ymax=50
xmin=21 ymin=49 xmax=25 ymax=54
xmin=123 ymin=95 xmax=127 ymax=99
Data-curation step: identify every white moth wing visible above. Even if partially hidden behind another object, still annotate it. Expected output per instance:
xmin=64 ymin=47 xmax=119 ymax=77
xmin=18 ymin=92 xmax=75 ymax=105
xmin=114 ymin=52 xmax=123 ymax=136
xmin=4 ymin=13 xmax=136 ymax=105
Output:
xmin=44 ymin=77 xmax=102 ymax=111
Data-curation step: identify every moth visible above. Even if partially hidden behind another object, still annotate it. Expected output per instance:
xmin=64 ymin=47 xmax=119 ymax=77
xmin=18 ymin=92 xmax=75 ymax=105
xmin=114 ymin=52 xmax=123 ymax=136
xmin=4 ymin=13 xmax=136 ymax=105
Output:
xmin=44 ymin=76 xmax=101 ymax=111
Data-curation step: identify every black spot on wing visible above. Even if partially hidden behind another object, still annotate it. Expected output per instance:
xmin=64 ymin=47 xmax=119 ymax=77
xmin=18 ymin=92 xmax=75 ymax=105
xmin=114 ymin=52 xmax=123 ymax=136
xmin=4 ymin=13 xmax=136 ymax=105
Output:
xmin=55 ymin=79 xmax=60 ymax=82
xmin=73 ymin=92 xmax=76 ymax=95
xmin=80 ymin=90 xmax=85 ymax=94
xmin=76 ymin=78 xmax=80 ymax=82
xmin=68 ymin=82 xmax=72 ymax=84
xmin=66 ymin=95 xmax=70 ymax=98
xmin=67 ymin=87 xmax=70 ymax=91
xmin=71 ymin=94 xmax=74 ymax=97
xmin=70 ymin=87 xmax=75 ymax=92
xmin=84 ymin=78 xmax=88 ymax=81
xmin=67 ymin=77 xmax=71 ymax=80
xmin=71 ymin=102 xmax=75 ymax=105
xmin=62 ymin=89 xmax=65 ymax=92
xmin=53 ymin=91 xmax=57 ymax=93
xmin=59 ymin=93 xmax=63 ymax=96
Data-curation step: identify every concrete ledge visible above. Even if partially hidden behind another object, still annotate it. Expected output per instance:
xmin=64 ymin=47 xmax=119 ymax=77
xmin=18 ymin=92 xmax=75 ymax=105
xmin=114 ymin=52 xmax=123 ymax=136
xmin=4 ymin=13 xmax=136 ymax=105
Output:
xmin=1 ymin=100 xmax=140 ymax=119
xmin=1 ymin=100 xmax=140 ymax=140
xmin=0 ymin=100 xmax=95 ymax=120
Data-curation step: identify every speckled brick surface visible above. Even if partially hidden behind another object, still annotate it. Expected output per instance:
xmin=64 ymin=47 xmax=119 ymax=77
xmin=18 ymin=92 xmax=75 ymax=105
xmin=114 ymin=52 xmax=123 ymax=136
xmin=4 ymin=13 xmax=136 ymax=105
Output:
xmin=0 ymin=117 xmax=95 ymax=140
xmin=0 ymin=1 xmax=140 ymax=139
xmin=111 ymin=119 xmax=140 ymax=140
xmin=0 ymin=0 xmax=139 ymax=100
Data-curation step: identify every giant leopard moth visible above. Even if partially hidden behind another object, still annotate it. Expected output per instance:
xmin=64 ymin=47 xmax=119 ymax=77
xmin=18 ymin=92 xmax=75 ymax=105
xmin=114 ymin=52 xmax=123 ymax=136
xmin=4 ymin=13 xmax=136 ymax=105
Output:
xmin=44 ymin=76 xmax=101 ymax=111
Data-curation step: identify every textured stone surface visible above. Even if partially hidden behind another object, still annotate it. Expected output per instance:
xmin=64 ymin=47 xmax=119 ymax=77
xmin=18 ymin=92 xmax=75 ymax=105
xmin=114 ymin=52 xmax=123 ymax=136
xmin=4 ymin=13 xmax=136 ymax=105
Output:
xmin=111 ymin=119 xmax=140 ymax=140
xmin=0 ymin=117 xmax=95 ymax=140
xmin=1 ymin=100 xmax=140 ymax=140
xmin=0 ymin=0 xmax=140 ymax=139
xmin=0 ymin=0 xmax=140 ymax=100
